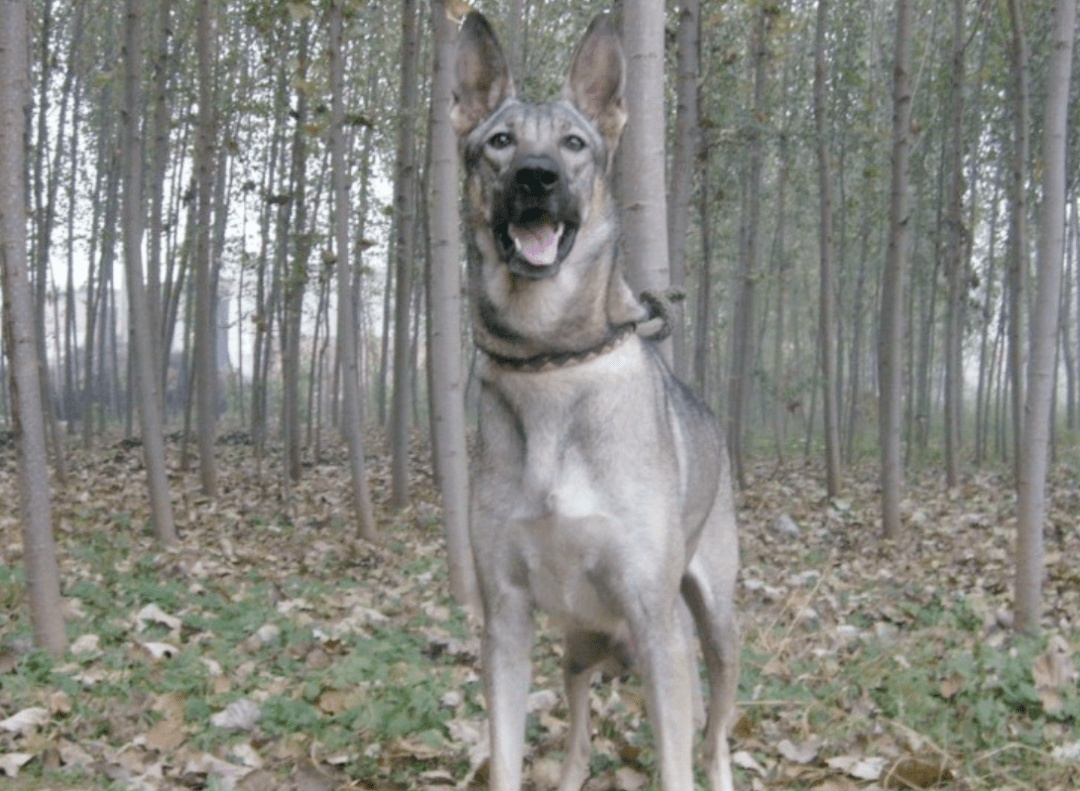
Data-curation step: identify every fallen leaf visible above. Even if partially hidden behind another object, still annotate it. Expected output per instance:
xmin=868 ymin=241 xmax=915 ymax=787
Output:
xmin=778 ymin=736 xmax=821 ymax=764
xmin=0 ymin=707 xmax=49 ymax=735
xmin=884 ymin=757 xmax=953 ymax=788
xmin=826 ymin=754 xmax=886 ymax=781
xmin=0 ymin=752 xmax=33 ymax=777
xmin=1032 ymin=635 xmax=1077 ymax=714
xmin=134 ymin=603 xmax=183 ymax=632
xmin=210 ymin=698 xmax=261 ymax=731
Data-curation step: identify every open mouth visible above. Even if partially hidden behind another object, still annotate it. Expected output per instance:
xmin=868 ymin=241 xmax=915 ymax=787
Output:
xmin=495 ymin=212 xmax=579 ymax=278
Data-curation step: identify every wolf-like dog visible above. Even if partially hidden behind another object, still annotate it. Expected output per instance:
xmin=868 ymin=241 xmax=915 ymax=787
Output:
xmin=451 ymin=12 xmax=740 ymax=791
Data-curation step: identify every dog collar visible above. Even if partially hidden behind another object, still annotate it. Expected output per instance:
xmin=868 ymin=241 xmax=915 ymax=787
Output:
xmin=479 ymin=323 xmax=636 ymax=373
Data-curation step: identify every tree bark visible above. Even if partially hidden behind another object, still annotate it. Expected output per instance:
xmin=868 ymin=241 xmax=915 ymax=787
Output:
xmin=0 ymin=0 xmax=66 ymax=654
xmin=1006 ymin=0 xmax=1030 ymax=485
xmin=390 ymin=0 xmax=421 ymax=510
xmin=942 ymin=0 xmax=966 ymax=488
xmin=1014 ymin=0 xmax=1075 ymax=634
xmin=813 ymin=0 xmax=841 ymax=497
xmin=620 ymin=0 xmax=671 ymax=359
xmin=667 ymin=0 xmax=700 ymax=379
xmin=329 ymin=0 xmax=378 ymax=541
xmin=122 ymin=0 xmax=177 ymax=545
xmin=194 ymin=0 xmax=219 ymax=496
xmin=428 ymin=0 xmax=481 ymax=612
xmin=727 ymin=4 xmax=768 ymax=489
xmin=878 ymin=0 xmax=914 ymax=538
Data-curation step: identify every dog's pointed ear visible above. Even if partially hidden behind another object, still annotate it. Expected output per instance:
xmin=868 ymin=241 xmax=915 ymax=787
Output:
xmin=451 ymin=12 xmax=516 ymax=138
xmin=563 ymin=14 xmax=626 ymax=146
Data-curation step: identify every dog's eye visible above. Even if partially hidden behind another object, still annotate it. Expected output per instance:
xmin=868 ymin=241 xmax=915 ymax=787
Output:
xmin=488 ymin=132 xmax=514 ymax=150
xmin=563 ymin=134 xmax=587 ymax=152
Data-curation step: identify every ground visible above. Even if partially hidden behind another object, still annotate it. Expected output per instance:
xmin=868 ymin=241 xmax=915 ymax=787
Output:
xmin=0 ymin=433 xmax=1078 ymax=790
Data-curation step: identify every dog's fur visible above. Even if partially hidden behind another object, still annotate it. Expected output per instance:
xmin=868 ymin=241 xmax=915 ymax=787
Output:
xmin=452 ymin=13 xmax=740 ymax=791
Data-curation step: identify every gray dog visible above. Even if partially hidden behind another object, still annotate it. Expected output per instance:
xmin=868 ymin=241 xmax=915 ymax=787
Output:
xmin=451 ymin=12 xmax=740 ymax=791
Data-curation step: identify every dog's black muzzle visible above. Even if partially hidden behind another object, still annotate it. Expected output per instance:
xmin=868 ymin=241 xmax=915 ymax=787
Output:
xmin=493 ymin=154 xmax=580 ymax=279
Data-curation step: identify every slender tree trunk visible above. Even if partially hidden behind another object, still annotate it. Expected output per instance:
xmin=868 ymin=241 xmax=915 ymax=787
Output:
xmin=329 ymin=0 xmax=378 ymax=540
xmin=942 ymin=0 xmax=966 ymax=487
xmin=122 ymin=0 xmax=176 ymax=545
xmin=390 ymin=0 xmax=420 ymax=509
xmin=667 ymin=0 xmax=699 ymax=379
xmin=727 ymin=4 xmax=768 ymax=489
xmin=620 ymin=0 xmax=671 ymax=359
xmin=428 ymin=0 xmax=480 ymax=612
xmin=879 ymin=0 xmax=914 ymax=538
xmin=1014 ymin=0 xmax=1075 ymax=635
xmin=813 ymin=0 xmax=841 ymax=497
xmin=194 ymin=0 xmax=218 ymax=496
xmin=0 ymin=0 xmax=65 ymax=654
xmin=1006 ymin=0 xmax=1030 ymax=485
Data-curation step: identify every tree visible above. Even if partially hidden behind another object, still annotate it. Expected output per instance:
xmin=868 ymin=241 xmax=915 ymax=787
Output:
xmin=727 ymin=3 xmax=769 ymax=489
xmin=942 ymin=0 xmax=966 ymax=488
xmin=0 ymin=0 xmax=65 ymax=654
xmin=667 ymin=0 xmax=700 ymax=379
xmin=814 ymin=0 xmax=841 ymax=497
xmin=330 ymin=0 xmax=378 ymax=542
xmin=428 ymin=0 xmax=480 ymax=612
xmin=389 ymin=0 xmax=421 ymax=510
xmin=122 ymin=0 xmax=177 ymax=545
xmin=1005 ymin=0 xmax=1030 ymax=484
xmin=194 ymin=0 xmax=219 ymax=497
xmin=619 ymin=0 xmax=671 ymax=345
xmin=878 ymin=0 xmax=914 ymax=538
xmin=1014 ymin=0 xmax=1076 ymax=634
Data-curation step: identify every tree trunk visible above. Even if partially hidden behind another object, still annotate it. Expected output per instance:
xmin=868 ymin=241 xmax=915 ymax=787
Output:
xmin=428 ymin=0 xmax=481 ymax=612
xmin=942 ymin=0 xmax=966 ymax=488
xmin=1006 ymin=0 xmax=1030 ymax=485
xmin=390 ymin=0 xmax=420 ymax=510
xmin=1014 ymin=0 xmax=1075 ymax=635
xmin=728 ymin=4 xmax=768 ymax=489
xmin=878 ymin=0 xmax=914 ymax=539
xmin=620 ymin=0 xmax=671 ymax=358
xmin=194 ymin=0 xmax=218 ymax=496
xmin=329 ymin=0 xmax=378 ymax=541
xmin=813 ymin=0 xmax=841 ymax=497
xmin=667 ymin=0 xmax=699 ymax=379
xmin=0 ymin=0 xmax=66 ymax=654
xmin=122 ymin=0 xmax=177 ymax=545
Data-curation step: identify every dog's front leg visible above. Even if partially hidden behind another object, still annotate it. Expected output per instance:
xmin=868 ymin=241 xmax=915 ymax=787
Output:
xmin=630 ymin=604 xmax=696 ymax=791
xmin=483 ymin=590 xmax=534 ymax=791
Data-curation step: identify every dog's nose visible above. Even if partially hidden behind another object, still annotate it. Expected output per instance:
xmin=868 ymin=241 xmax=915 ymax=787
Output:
xmin=512 ymin=156 xmax=560 ymax=197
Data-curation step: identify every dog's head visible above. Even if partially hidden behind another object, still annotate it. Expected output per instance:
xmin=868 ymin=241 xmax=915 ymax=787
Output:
xmin=451 ymin=13 xmax=626 ymax=281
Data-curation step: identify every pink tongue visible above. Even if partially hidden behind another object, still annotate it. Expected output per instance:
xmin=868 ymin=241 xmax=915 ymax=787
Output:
xmin=512 ymin=224 xmax=560 ymax=266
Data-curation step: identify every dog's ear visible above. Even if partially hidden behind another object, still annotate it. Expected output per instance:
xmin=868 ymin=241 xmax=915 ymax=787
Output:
xmin=451 ymin=12 xmax=516 ymax=138
xmin=563 ymin=14 xmax=626 ymax=147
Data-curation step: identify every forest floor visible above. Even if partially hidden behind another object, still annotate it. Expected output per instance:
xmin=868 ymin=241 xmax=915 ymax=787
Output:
xmin=1 ymin=432 xmax=1079 ymax=791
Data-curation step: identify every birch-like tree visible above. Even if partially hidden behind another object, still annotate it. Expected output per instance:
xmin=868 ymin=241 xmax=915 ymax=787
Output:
xmin=121 ymin=0 xmax=176 ymax=544
xmin=1014 ymin=0 xmax=1076 ymax=634
xmin=428 ymin=0 xmax=479 ymax=611
xmin=0 ymin=0 xmax=65 ymax=654
xmin=330 ymin=0 xmax=378 ymax=541
xmin=879 ymin=0 xmax=914 ymax=538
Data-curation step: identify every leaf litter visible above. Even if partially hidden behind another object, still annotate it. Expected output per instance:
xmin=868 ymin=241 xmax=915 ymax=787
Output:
xmin=0 ymin=437 xmax=1078 ymax=790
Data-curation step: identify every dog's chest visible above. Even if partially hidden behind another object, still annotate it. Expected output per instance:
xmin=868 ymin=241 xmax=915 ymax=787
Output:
xmin=478 ymin=356 xmax=670 ymax=630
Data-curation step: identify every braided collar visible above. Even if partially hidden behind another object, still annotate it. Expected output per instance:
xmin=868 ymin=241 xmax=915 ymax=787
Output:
xmin=479 ymin=323 xmax=636 ymax=373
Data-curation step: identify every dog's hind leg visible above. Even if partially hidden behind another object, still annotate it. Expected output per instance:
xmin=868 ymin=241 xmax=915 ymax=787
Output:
xmin=557 ymin=631 xmax=635 ymax=791
xmin=482 ymin=590 xmax=535 ymax=791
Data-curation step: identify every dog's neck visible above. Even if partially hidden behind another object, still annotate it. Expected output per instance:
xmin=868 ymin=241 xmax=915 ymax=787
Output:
xmin=477 ymin=321 xmax=636 ymax=373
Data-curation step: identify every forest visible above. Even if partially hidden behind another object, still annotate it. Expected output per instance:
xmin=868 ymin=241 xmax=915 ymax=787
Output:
xmin=0 ymin=0 xmax=1079 ymax=789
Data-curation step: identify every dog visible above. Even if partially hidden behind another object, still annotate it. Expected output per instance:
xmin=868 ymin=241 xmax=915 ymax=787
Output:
xmin=451 ymin=12 xmax=740 ymax=791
